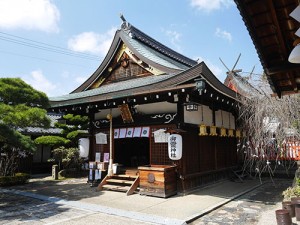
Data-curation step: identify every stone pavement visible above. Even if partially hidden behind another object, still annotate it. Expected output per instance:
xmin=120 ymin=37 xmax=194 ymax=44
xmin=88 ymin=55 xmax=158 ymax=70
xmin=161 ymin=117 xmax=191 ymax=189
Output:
xmin=0 ymin=175 xmax=296 ymax=225
xmin=189 ymin=179 xmax=297 ymax=225
xmin=0 ymin=191 xmax=156 ymax=225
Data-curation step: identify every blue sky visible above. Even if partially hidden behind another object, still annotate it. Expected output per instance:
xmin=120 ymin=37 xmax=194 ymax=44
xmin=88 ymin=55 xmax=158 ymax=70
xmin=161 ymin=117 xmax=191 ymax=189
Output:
xmin=0 ymin=0 xmax=263 ymax=97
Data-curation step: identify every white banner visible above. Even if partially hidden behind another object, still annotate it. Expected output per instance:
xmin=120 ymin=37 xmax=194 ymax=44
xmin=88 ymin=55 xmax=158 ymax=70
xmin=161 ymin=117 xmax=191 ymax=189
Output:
xmin=114 ymin=129 xmax=120 ymax=139
xmin=141 ymin=127 xmax=150 ymax=137
xmin=133 ymin=127 xmax=142 ymax=137
xmin=119 ymin=128 xmax=127 ymax=138
xmin=95 ymin=152 xmax=101 ymax=162
xmin=126 ymin=127 xmax=134 ymax=138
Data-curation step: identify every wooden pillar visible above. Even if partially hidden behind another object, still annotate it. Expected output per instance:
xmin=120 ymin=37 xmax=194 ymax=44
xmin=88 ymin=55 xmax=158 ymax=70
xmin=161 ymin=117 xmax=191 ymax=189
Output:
xmin=176 ymin=93 xmax=187 ymax=184
xmin=88 ymin=112 xmax=95 ymax=161
xmin=176 ymin=93 xmax=185 ymax=126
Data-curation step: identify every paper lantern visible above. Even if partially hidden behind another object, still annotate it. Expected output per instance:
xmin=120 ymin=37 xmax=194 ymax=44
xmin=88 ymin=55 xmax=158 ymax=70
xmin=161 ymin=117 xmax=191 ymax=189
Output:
xmin=235 ymin=129 xmax=241 ymax=138
xmin=220 ymin=127 xmax=227 ymax=137
xmin=198 ymin=124 xmax=208 ymax=136
xmin=168 ymin=134 xmax=182 ymax=160
xmin=209 ymin=126 xmax=217 ymax=136
xmin=228 ymin=129 xmax=234 ymax=137
xmin=79 ymin=138 xmax=89 ymax=158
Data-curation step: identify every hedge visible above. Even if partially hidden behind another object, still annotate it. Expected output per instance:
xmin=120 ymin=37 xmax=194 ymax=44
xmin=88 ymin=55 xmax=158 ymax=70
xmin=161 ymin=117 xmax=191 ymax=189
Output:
xmin=0 ymin=173 xmax=31 ymax=187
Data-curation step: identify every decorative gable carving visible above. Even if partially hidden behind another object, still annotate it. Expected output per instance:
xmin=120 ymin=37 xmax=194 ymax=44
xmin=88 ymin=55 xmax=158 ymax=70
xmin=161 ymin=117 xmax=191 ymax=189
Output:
xmin=105 ymin=52 xmax=151 ymax=84
xmin=89 ymin=43 xmax=160 ymax=89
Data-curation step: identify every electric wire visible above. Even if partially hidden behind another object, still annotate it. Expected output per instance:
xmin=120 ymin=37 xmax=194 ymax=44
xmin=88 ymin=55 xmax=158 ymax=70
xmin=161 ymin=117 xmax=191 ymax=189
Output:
xmin=0 ymin=31 xmax=100 ymax=61
xmin=0 ymin=49 xmax=89 ymax=68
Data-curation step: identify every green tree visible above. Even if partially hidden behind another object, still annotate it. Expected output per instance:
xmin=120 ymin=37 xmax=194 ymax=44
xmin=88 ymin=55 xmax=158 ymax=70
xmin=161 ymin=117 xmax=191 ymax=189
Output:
xmin=0 ymin=78 xmax=50 ymax=176
xmin=34 ymin=114 xmax=89 ymax=171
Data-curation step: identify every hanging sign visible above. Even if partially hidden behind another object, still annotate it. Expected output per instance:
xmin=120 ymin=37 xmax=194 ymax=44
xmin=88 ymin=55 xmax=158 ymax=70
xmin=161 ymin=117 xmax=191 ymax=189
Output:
xmin=103 ymin=153 xmax=109 ymax=162
xmin=153 ymin=129 xmax=169 ymax=143
xmin=78 ymin=138 xmax=89 ymax=158
xmin=95 ymin=132 xmax=107 ymax=144
xmin=168 ymin=134 xmax=182 ymax=160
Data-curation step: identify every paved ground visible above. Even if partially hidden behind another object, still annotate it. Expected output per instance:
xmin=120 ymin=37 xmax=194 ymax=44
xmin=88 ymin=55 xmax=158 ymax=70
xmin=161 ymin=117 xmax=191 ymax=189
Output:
xmin=0 ymin=175 xmax=297 ymax=225
xmin=190 ymin=179 xmax=297 ymax=225
xmin=0 ymin=191 xmax=156 ymax=225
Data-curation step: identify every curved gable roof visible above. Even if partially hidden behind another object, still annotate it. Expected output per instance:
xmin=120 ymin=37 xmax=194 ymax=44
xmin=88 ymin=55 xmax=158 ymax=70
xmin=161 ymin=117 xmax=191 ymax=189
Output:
xmin=50 ymin=62 xmax=238 ymax=108
xmin=71 ymin=19 xmax=197 ymax=93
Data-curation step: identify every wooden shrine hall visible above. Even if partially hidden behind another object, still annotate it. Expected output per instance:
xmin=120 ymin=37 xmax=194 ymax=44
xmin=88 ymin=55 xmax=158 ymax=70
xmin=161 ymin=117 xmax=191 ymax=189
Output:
xmin=49 ymin=16 xmax=242 ymax=196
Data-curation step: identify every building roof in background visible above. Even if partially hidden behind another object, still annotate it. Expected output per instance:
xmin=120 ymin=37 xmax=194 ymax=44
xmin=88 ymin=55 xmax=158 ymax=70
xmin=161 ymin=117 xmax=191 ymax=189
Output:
xmin=21 ymin=113 xmax=62 ymax=135
xmin=234 ymin=0 xmax=300 ymax=97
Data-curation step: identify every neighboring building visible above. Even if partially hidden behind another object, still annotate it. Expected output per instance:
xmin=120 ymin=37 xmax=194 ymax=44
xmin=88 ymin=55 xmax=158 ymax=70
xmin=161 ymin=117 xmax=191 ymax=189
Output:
xmin=19 ymin=113 xmax=62 ymax=173
xmin=49 ymin=17 xmax=241 ymax=193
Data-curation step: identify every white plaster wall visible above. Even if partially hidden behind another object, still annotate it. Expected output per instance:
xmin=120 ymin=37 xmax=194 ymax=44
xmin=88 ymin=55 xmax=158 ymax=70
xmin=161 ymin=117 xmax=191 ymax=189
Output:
xmin=94 ymin=108 xmax=121 ymax=120
xmin=94 ymin=102 xmax=177 ymax=120
xmin=184 ymin=105 xmax=213 ymax=125
xmin=135 ymin=102 xmax=177 ymax=114
xmin=215 ymin=110 xmax=235 ymax=129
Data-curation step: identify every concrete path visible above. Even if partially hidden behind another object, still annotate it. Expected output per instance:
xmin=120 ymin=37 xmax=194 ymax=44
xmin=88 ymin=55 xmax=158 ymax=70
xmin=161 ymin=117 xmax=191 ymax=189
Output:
xmin=0 ymin=176 xmax=268 ymax=224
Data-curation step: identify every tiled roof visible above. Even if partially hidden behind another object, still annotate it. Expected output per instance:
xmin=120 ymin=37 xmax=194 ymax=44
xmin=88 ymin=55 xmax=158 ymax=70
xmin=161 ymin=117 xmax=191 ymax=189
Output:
xmin=121 ymin=33 xmax=190 ymax=70
xmin=49 ymin=62 xmax=239 ymax=108
xmin=24 ymin=127 xmax=62 ymax=135
xmin=21 ymin=113 xmax=62 ymax=135
xmin=71 ymin=19 xmax=197 ymax=93
xmin=50 ymin=73 xmax=176 ymax=102
xmin=123 ymin=23 xmax=197 ymax=67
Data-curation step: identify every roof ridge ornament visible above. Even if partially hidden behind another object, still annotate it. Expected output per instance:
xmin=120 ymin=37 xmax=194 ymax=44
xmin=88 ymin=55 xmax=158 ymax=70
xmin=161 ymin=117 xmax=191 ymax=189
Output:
xmin=120 ymin=13 xmax=131 ymax=31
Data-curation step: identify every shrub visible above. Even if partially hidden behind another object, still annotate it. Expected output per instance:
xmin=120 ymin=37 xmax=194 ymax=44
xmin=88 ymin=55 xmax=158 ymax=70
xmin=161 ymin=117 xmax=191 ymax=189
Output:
xmin=0 ymin=173 xmax=30 ymax=187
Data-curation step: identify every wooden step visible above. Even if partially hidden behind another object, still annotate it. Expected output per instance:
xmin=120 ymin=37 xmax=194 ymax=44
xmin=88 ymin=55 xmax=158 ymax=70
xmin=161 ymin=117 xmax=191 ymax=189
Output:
xmin=97 ymin=174 xmax=140 ymax=195
xmin=102 ymin=184 xmax=129 ymax=192
xmin=106 ymin=178 xmax=134 ymax=185
xmin=113 ymin=174 xmax=138 ymax=179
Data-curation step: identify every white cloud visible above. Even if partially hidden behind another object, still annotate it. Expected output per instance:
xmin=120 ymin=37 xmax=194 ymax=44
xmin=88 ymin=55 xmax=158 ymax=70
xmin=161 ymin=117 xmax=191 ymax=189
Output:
xmin=190 ymin=0 xmax=234 ymax=12
xmin=68 ymin=27 xmax=116 ymax=56
xmin=215 ymin=27 xmax=232 ymax=42
xmin=0 ymin=0 xmax=60 ymax=32
xmin=23 ymin=70 xmax=57 ymax=96
xmin=163 ymin=29 xmax=183 ymax=52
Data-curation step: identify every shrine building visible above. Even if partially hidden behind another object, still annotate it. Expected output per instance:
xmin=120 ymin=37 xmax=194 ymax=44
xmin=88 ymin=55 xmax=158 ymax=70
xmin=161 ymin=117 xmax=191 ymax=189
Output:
xmin=49 ymin=16 xmax=241 ymax=196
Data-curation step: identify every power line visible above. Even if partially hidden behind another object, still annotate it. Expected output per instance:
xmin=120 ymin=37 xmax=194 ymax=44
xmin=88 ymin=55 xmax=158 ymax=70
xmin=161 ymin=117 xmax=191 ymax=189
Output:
xmin=0 ymin=49 xmax=90 ymax=68
xmin=0 ymin=31 xmax=101 ymax=61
